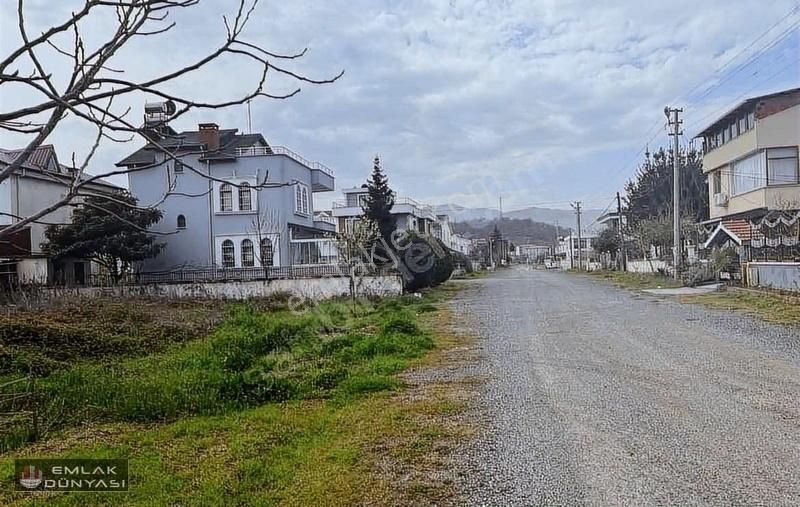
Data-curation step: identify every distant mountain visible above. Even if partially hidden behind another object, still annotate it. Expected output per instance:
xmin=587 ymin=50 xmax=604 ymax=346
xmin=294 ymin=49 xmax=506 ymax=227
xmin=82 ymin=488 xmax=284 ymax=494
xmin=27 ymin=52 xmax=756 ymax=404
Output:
xmin=452 ymin=218 xmax=561 ymax=246
xmin=436 ymin=204 xmax=604 ymax=231
xmin=434 ymin=204 xmax=499 ymax=222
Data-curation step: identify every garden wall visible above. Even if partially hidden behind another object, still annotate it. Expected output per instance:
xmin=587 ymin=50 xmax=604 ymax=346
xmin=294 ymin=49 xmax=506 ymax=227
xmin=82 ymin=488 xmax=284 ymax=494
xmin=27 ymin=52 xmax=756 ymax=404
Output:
xmin=47 ymin=275 xmax=403 ymax=301
xmin=745 ymin=262 xmax=800 ymax=292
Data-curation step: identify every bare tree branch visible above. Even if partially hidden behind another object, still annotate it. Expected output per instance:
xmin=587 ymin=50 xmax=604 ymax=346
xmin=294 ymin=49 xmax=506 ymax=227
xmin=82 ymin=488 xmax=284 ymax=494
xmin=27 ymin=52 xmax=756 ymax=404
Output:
xmin=0 ymin=0 xmax=342 ymax=242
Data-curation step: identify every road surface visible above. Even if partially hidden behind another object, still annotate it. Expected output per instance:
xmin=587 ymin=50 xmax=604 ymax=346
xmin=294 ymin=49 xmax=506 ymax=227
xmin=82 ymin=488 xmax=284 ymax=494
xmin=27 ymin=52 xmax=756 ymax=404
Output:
xmin=450 ymin=267 xmax=800 ymax=506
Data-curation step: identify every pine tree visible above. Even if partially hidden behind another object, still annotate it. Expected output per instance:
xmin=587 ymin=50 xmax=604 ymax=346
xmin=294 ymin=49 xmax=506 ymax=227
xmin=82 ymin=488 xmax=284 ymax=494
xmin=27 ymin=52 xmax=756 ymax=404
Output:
xmin=624 ymin=146 xmax=708 ymax=225
xmin=42 ymin=192 xmax=164 ymax=283
xmin=362 ymin=155 xmax=395 ymax=241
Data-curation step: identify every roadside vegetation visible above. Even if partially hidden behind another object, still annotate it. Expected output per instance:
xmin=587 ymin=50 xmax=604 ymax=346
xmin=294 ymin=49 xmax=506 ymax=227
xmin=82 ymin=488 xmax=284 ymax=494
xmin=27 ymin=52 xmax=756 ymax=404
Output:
xmin=587 ymin=269 xmax=682 ymax=290
xmin=0 ymin=289 xmax=469 ymax=505
xmin=680 ymin=288 xmax=800 ymax=326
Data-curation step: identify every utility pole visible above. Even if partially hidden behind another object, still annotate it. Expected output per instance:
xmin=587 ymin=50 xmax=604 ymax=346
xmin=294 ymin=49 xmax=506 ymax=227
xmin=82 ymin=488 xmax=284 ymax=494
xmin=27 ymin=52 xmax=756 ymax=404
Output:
xmin=665 ymin=106 xmax=683 ymax=280
xmin=554 ymin=220 xmax=559 ymax=261
xmin=571 ymin=202 xmax=582 ymax=271
xmin=616 ymin=192 xmax=626 ymax=272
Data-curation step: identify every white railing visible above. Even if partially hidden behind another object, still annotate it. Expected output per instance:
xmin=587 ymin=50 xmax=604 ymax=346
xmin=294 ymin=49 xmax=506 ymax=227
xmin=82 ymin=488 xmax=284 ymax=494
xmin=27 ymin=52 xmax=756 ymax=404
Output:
xmin=235 ymin=145 xmax=335 ymax=177
xmin=314 ymin=214 xmax=337 ymax=225
xmin=331 ymin=196 xmax=436 ymax=218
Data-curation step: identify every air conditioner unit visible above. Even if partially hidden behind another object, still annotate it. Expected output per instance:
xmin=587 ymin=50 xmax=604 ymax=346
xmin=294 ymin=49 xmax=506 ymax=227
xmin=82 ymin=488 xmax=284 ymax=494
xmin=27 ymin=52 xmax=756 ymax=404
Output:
xmin=713 ymin=192 xmax=729 ymax=206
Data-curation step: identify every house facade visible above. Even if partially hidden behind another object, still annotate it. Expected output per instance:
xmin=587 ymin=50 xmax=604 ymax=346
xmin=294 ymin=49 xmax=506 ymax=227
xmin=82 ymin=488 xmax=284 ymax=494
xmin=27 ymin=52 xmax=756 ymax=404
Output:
xmin=0 ymin=145 xmax=121 ymax=285
xmin=697 ymin=88 xmax=800 ymax=254
xmin=119 ymin=119 xmax=335 ymax=271
xmin=556 ymin=233 xmax=598 ymax=267
xmin=331 ymin=187 xmax=439 ymax=236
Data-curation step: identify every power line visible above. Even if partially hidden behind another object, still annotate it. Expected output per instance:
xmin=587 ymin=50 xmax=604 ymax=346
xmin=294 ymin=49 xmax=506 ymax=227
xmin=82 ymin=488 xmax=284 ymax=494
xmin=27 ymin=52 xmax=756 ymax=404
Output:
xmin=690 ymin=17 xmax=800 ymax=105
xmin=609 ymin=5 xmax=800 ymax=196
xmin=678 ymin=3 xmax=800 ymax=104
xmin=685 ymin=54 xmax=799 ymax=134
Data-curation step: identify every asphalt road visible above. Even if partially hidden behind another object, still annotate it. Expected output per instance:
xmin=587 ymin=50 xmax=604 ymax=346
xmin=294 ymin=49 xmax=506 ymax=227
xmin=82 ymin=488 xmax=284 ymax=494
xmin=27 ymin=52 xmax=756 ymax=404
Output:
xmin=451 ymin=267 xmax=800 ymax=506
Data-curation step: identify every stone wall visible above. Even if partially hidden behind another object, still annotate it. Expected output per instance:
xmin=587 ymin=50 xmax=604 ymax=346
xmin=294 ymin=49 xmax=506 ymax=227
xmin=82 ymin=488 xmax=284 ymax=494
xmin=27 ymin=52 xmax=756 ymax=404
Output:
xmin=47 ymin=275 xmax=403 ymax=301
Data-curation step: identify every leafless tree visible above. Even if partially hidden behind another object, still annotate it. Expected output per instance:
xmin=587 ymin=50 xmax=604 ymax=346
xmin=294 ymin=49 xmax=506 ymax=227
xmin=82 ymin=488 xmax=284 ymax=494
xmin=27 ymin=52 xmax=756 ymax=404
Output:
xmin=336 ymin=218 xmax=378 ymax=307
xmin=248 ymin=208 xmax=283 ymax=267
xmin=0 ymin=0 xmax=343 ymax=241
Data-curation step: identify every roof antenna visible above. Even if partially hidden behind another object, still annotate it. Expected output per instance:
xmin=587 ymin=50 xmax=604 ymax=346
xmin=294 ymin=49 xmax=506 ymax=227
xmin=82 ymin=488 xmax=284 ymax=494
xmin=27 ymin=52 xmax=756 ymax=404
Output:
xmin=246 ymin=99 xmax=253 ymax=134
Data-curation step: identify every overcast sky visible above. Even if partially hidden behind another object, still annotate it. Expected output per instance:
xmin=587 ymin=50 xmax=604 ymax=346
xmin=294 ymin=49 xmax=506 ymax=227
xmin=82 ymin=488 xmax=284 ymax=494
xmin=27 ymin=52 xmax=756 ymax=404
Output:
xmin=1 ymin=0 xmax=798 ymax=212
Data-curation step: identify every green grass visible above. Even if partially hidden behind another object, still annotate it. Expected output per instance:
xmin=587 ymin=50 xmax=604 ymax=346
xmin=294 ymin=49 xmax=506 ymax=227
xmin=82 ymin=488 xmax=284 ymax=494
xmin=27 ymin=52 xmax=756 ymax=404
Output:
xmin=0 ymin=291 xmax=462 ymax=505
xmin=587 ymin=269 xmax=682 ymax=289
xmin=0 ymin=297 xmax=224 ymax=376
xmin=680 ymin=289 xmax=800 ymax=326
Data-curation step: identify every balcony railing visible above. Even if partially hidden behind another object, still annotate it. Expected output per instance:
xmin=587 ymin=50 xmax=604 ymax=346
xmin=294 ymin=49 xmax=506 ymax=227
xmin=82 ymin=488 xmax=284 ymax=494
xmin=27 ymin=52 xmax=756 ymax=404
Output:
xmin=235 ymin=145 xmax=334 ymax=177
xmin=313 ymin=214 xmax=337 ymax=225
xmin=331 ymin=197 xmax=436 ymax=217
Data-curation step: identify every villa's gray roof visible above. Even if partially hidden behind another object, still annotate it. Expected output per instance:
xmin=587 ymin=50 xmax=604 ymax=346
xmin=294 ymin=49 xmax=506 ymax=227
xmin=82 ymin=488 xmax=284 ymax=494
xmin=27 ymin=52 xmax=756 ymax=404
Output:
xmin=0 ymin=146 xmax=121 ymax=190
xmin=116 ymin=129 xmax=270 ymax=167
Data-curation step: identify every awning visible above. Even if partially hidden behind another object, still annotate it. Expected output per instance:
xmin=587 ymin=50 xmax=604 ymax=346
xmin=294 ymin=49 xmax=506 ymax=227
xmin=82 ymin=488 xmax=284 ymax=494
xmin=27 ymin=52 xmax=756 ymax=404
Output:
xmin=703 ymin=224 xmax=742 ymax=249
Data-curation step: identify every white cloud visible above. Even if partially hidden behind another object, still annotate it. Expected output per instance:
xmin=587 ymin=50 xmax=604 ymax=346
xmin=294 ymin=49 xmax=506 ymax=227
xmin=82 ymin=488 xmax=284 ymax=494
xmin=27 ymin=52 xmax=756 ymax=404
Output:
xmin=1 ymin=0 xmax=797 ymax=211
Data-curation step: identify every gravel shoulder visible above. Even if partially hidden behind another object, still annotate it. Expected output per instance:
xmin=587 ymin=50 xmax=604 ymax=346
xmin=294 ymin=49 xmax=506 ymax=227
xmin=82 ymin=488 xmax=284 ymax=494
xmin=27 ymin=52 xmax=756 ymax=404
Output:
xmin=449 ymin=266 xmax=800 ymax=506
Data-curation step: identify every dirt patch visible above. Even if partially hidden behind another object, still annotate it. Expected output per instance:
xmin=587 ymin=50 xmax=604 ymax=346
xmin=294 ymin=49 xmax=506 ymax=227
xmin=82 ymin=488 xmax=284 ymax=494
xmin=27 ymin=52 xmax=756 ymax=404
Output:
xmin=364 ymin=300 xmax=484 ymax=506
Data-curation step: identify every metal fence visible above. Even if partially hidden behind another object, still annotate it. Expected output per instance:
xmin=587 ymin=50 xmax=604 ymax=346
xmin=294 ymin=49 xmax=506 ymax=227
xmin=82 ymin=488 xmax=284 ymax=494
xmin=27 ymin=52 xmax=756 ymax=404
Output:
xmin=88 ymin=264 xmax=382 ymax=287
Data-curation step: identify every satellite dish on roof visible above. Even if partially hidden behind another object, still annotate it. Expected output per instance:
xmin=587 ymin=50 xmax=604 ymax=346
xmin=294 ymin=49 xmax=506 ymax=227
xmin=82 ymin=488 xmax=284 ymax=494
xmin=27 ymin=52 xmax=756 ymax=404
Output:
xmin=144 ymin=100 xmax=176 ymax=127
xmin=164 ymin=100 xmax=176 ymax=116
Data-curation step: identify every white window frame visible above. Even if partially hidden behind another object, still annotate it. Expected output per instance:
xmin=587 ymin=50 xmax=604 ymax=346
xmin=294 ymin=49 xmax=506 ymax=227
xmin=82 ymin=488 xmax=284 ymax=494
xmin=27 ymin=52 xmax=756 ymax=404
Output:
xmin=221 ymin=239 xmax=235 ymax=268
xmin=215 ymin=234 xmax=280 ymax=268
xmin=241 ymin=238 xmax=255 ymax=267
xmin=213 ymin=178 xmax=257 ymax=214
xmin=219 ymin=183 xmax=233 ymax=212
xmin=766 ymin=146 xmax=799 ymax=186
xmin=294 ymin=182 xmax=310 ymax=216
xmin=730 ymin=150 xmax=767 ymax=196
xmin=238 ymin=182 xmax=253 ymax=211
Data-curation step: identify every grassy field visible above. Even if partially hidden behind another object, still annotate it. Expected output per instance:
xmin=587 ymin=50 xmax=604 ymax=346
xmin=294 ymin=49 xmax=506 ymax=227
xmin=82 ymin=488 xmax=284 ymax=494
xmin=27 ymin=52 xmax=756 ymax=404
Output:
xmin=0 ymin=288 xmax=471 ymax=506
xmin=587 ymin=269 xmax=682 ymax=290
xmin=680 ymin=288 xmax=800 ymax=326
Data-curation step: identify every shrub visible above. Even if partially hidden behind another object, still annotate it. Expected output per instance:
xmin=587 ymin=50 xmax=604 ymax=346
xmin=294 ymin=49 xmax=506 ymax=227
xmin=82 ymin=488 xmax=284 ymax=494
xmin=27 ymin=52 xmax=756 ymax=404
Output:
xmin=399 ymin=234 xmax=454 ymax=292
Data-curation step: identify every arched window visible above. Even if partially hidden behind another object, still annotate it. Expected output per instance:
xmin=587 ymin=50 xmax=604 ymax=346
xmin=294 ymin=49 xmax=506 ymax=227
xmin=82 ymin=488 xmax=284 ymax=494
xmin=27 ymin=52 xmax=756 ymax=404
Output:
xmin=177 ymin=214 xmax=186 ymax=229
xmin=260 ymin=237 xmax=274 ymax=267
xmin=238 ymin=182 xmax=252 ymax=211
xmin=220 ymin=183 xmax=233 ymax=212
xmin=295 ymin=185 xmax=303 ymax=213
xmin=301 ymin=186 xmax=309 ymax=214
xmin=221 ymin=239 xmax=235 ymax=268
xmin=241 ymin=239 xmax=255 ymax=267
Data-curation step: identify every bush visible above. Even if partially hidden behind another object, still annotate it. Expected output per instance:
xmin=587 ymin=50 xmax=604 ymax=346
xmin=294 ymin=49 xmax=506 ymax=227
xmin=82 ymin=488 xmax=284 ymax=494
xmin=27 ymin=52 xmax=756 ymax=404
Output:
xmin=400 ymin=234 xmax=454 ymax=291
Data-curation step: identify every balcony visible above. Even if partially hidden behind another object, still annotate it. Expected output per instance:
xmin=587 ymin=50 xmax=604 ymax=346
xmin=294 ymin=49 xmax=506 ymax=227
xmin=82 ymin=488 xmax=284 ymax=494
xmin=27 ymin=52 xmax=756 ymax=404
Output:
xmin=235 ymin=145 xmax=335 ymax=191
xmin=331 ymin=196 xmax=437 ymax=220
xmin=313 ymin=213 xmax=337 ymax=232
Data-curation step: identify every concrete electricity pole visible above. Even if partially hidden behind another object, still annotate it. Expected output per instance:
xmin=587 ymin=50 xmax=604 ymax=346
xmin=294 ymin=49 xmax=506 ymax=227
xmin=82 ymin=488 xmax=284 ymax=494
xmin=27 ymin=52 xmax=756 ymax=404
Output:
xmin=571 ymin=202 xmax=582 ymax=271
xmin=665 ymin=106 xmax=683 ymax=280
xmin=616 ymin=192 xmax=626 ymax=271
xmin=554 ymin=220 xmax=559 ymax=260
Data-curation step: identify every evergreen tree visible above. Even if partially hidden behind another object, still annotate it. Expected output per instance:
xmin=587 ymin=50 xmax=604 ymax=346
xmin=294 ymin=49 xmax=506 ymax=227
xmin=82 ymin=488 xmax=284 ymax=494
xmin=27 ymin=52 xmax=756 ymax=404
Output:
xmin=624 ymin=147 xmax=708 ymax=225
xmin=42 ymin=192 xmax=164 ymax=283
xmin=362 ymin=155 xmax=395 ymax=242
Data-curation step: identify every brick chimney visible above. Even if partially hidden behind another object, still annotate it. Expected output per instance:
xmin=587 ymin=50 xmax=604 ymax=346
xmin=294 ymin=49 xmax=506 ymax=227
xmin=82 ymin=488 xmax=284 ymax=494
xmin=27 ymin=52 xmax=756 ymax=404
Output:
xmin=198 ymin=123 xmax=220 ymax=151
